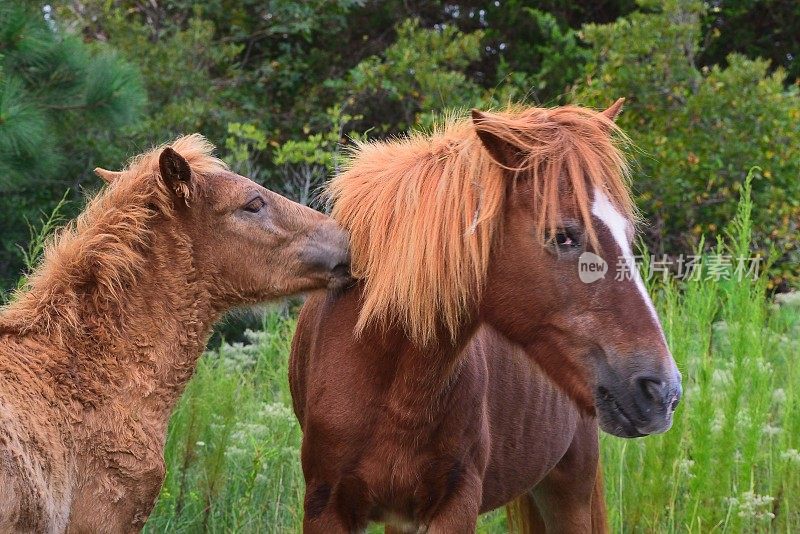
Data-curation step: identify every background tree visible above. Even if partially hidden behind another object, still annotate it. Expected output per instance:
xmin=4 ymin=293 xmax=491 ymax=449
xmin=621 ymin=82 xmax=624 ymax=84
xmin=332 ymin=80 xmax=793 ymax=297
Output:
xmin=2 ymin=0 xmax=799 ymax=289
xmin=700 ymin=0 xmax=799 ymax=84
xmin=0 ymin=2 xmax=145 ymax=288
xmin=578 ymin=0 xmax=800 ymax=287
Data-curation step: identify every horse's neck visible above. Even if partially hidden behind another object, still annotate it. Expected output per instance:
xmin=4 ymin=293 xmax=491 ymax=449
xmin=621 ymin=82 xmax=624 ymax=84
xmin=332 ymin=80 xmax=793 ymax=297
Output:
xmin=99 ymin=237 xmax=217 ymax=418
xmin=366 ymin=305 xmax=480 ymax=426
xmin=103 ymin=267 xmax=217 ymax=416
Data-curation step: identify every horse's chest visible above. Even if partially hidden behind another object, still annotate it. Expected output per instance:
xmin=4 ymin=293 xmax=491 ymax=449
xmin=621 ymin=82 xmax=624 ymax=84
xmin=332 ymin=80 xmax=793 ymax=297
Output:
xmin=360 ymin=386 xmax=490 ymax=522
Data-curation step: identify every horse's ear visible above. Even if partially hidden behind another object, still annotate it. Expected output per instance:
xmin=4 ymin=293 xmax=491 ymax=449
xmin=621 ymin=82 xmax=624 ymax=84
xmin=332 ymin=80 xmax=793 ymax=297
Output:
xmin=159 ymin=147 xmax=192 ymax=200
xmin=94 ymin=167 xmax=122 ymax=184
xmin=601 ymin=97 xmax=625 ymax=122
xmin=471 ymin=109 xmax=523 ymax=169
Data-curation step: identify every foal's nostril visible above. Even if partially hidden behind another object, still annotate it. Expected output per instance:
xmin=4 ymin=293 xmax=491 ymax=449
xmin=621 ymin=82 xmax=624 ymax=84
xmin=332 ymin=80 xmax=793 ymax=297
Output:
xmin=637 ymin=376 xmax=664 ymax=402
xmin=331 ymin=262 xmax=350 ymax=280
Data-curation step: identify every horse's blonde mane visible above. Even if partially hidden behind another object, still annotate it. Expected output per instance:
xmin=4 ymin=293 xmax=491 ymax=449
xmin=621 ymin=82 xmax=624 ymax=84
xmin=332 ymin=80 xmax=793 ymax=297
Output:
xmin=0 ymin=134 xmax=226 ymax=339
xmin=327 ymin=106 xmax=633 ymax=346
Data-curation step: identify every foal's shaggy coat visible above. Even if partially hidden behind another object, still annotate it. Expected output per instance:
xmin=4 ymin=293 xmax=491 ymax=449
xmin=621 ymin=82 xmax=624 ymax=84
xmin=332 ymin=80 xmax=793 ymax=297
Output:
xmin=0 ymin=136 xmax=349 ymax=533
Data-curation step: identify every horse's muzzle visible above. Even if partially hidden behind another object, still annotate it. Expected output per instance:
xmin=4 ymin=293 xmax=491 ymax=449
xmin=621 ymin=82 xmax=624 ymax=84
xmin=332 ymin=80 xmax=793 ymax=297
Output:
xmin=595 ymin=356 xmax=682 ymax=438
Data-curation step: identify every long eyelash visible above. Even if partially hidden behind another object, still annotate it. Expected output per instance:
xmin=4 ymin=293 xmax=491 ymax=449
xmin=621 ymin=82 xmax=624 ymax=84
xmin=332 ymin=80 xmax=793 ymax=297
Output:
xmin=245 ymin=198 xmax=264 ymax=212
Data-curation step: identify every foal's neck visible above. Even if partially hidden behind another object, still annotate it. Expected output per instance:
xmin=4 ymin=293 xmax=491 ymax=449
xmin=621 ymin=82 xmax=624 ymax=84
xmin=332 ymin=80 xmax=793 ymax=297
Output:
xmin=40 ymin=226 xmax=219 ymax=422
xmin=94 ymin=230 xmax=218 ymax=416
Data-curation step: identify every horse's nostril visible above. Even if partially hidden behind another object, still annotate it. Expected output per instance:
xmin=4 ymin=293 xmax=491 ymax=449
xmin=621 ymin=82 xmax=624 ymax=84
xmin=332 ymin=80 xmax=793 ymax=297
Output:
xmin=670 ymin=397 xmax=680 ymax=412
xmin=636 ymin=376 xmax=666 ymax=404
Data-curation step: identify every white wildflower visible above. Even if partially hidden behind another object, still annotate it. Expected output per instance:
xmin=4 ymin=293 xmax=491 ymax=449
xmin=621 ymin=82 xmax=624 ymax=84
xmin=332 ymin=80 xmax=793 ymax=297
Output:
xmin=775 ymin=291 xmax=800 ymax=308
xmin=711 ymin=369 xmax=732 ymax=387
xmin=734 ymin=491 xmax=775 ymax=521
xmin=755 ymin=359 xmax=773 ymax=374
xmin=259 ymin=402 xmax=295 ymax=423
xmin=781 ymin=449 xmax=800 ymax=464
xmin=735 ymin=411 xmax=752 ymax=431
xmin=244 ymin=328 xmax=270 ymax=344
xmin=224 ymin=445 xmax=248 ymax=460
xmin=677 ymin=458 xmax=695 ymax=478
xmin=711 ymin=410 xmax=725 ymax=434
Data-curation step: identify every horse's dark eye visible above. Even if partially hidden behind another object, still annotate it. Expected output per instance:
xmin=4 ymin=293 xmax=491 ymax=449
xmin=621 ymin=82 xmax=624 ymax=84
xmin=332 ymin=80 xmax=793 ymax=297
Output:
xmin=555 ymin=232 xmax=573 ymax=246
xmin=551 ymin=228 xmax=581 ymax=249
xmin=243 ymin=198 xmax=265 ymax=213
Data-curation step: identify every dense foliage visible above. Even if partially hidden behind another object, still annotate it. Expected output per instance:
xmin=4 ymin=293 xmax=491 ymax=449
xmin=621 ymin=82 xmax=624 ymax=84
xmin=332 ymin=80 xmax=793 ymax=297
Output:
xmin=1 ymin=0 xmax=798 ymax=290
xmin=577 ymin=0 xmax=800 ymax=285
xmin=0 ymin=2 xmax=144 ymax=287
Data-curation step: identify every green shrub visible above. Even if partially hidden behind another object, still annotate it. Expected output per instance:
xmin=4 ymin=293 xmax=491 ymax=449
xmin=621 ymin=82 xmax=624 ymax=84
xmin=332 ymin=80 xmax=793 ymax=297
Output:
xmin=577 ymin=0 xmax=800 ymax=287
xmin=0 ymin=1 xmax=145 ymax=289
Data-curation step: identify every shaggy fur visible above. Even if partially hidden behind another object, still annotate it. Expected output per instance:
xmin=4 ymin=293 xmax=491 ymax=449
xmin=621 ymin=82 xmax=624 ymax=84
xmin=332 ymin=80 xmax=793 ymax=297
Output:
xmin=0 ymin=135 xmax=349 ymax=533
xmin=2 ymin=135 xmax=223 ymax=342
xmin=327 ymin=105 xmax=634 ymax=345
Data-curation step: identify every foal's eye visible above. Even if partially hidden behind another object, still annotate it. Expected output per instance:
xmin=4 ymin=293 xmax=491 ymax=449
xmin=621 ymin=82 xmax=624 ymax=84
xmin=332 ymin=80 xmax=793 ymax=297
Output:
xmin=243 ymin=198 xmax=265 ymax=213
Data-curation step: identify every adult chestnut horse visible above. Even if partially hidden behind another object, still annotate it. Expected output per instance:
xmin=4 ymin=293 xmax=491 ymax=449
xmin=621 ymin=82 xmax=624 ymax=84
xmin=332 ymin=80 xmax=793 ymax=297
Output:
xmin=0 ymin=135 xmax=350 ymax=533
xmin=290 ymin=101 xmax=682 ymax=532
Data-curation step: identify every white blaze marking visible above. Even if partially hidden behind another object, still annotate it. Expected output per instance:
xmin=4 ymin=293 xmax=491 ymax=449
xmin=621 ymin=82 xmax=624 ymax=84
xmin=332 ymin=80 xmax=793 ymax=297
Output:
xmin=591 ymin=188 xmax=666 ymax=343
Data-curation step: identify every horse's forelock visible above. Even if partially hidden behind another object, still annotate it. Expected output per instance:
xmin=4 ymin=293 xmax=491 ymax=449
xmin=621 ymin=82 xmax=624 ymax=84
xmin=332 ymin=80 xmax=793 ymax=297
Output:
xmin=471 ymin=106 xmax=635 ymax=248
xmin=327 ymin=106 xmax=634 ymax=347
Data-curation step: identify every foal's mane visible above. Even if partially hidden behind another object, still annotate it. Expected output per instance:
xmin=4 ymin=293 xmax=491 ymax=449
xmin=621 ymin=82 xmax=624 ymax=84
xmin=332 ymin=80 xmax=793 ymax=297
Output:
xmin=327 ymin=106 xmax=633 ymax=345
xmin=0 ymin=134 xmax=226 ymax=339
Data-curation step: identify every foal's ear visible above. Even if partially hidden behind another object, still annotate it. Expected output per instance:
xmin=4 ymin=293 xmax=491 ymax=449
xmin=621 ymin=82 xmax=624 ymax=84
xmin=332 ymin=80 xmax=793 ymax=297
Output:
xmin=159 ymin=147 xmax=193 ymax=200
xmin=471 ymin=109 xmax=524 ymax=170
xmin=94 ymin=167 xmax=122 ymax=184
xmin=601 ymin=97 xmax=626 ymax=122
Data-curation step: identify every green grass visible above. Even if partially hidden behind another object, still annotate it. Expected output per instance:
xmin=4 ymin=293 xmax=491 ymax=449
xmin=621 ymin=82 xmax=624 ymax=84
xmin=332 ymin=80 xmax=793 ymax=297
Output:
xmin=600 ymin=171 xmax=800 ymax=532
xmin=602 ymin=267 xmax=800 ymax=532
xmin=141 ymin=292 xmax=799 ymax=533
xmin=142 ymin=175 xmax=799 ymax=532
xmin=143 ymin=314 xmax=307 ymax=533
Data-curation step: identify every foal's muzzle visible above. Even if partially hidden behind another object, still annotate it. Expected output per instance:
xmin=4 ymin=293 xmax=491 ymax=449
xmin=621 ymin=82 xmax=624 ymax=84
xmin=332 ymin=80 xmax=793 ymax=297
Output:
xmin=301 ymin=220 xmax=352 ymax=290
xmin=595 ymin=355 xmax=682 ymax=438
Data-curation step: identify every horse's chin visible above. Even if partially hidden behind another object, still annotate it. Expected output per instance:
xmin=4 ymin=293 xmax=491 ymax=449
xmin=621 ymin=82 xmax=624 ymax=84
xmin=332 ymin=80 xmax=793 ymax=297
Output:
xmin=595 ymin=389 xmax=648 ymax=438
xmin=327 ymin=269 xmax=354 ymax=292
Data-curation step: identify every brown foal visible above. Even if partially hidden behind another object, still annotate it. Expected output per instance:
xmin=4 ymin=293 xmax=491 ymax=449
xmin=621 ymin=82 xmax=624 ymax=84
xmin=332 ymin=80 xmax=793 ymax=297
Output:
xmin=0 ymin=135 xmax=350 ymax=533
xmin=290 ymin=101 xmax=681 ymax=532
